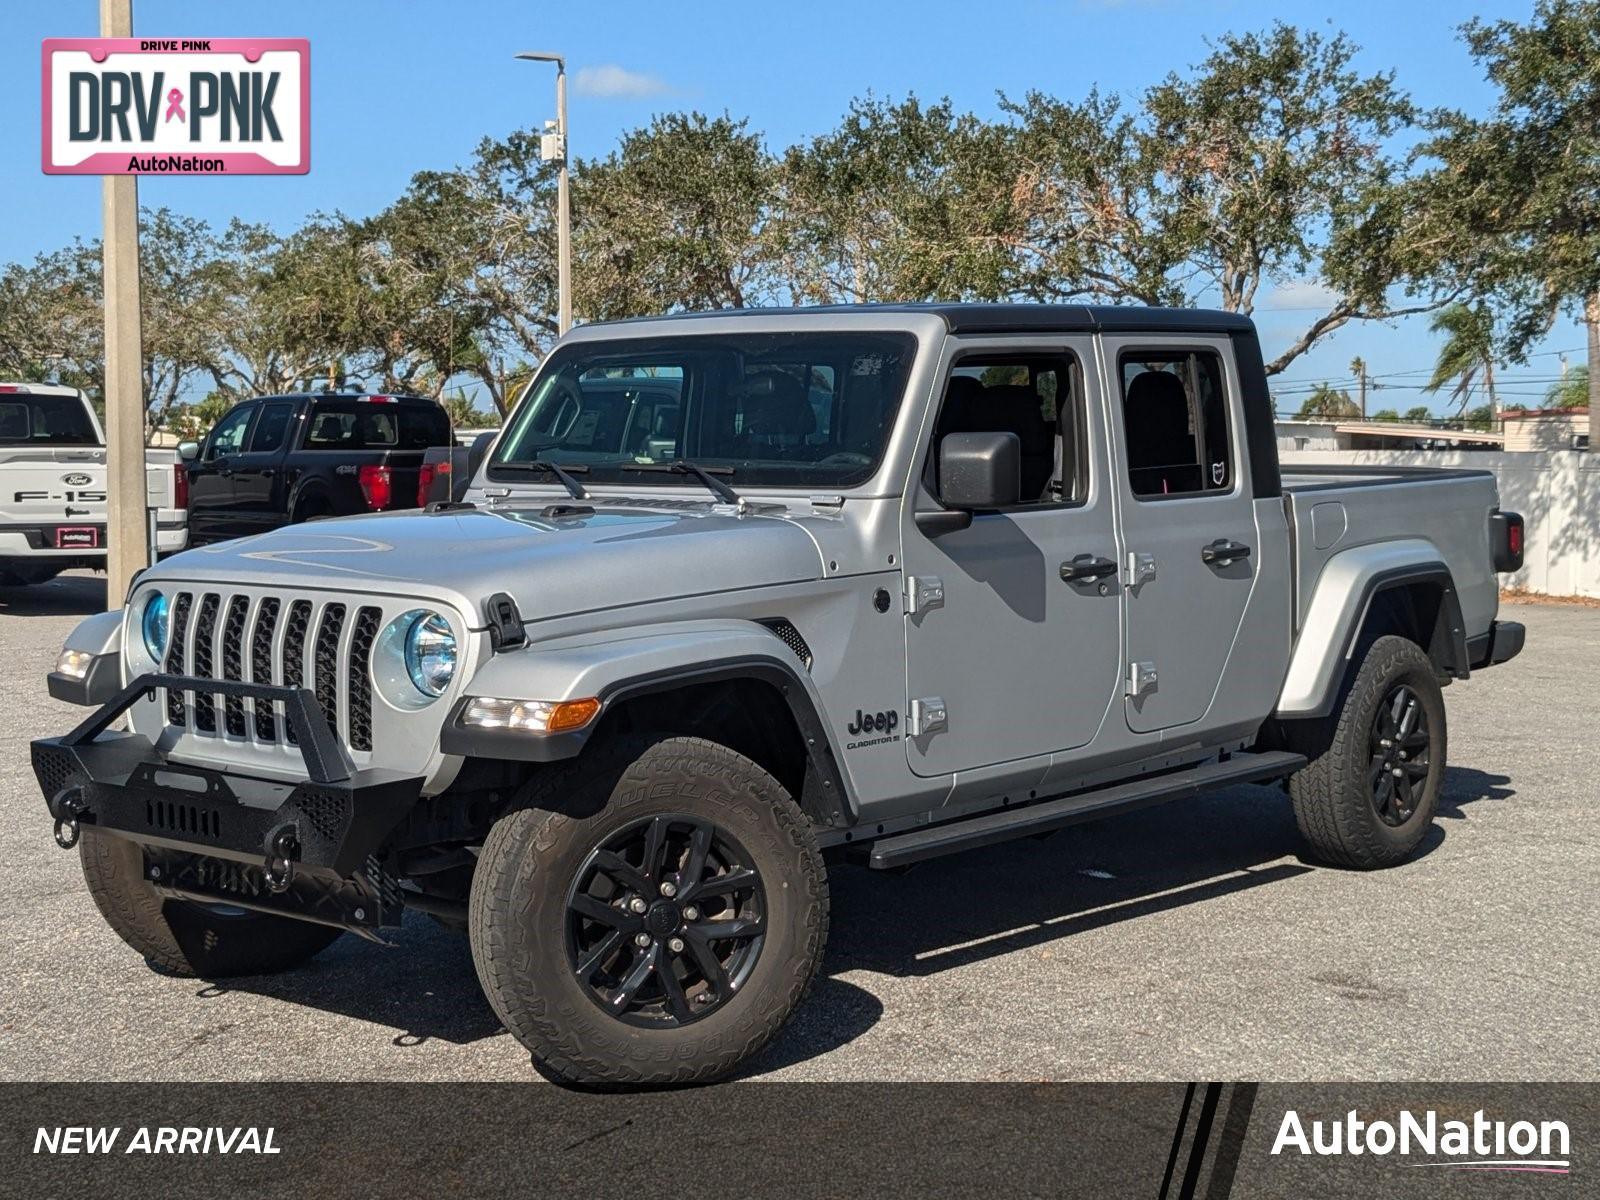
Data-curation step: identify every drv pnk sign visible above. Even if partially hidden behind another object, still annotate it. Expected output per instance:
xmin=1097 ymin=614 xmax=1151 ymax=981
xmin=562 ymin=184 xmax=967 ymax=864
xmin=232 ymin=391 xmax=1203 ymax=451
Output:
xmin=42 ymin=38 xmax=309 ymax=175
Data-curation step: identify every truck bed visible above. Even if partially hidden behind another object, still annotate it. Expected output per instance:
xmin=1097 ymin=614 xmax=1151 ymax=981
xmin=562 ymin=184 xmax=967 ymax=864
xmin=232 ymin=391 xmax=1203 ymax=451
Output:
xmin=1280 ymin=464 xmax=1501 ymax=636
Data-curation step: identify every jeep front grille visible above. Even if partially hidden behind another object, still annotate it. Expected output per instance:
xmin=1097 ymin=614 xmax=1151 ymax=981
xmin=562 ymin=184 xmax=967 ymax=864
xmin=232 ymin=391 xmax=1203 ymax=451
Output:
xmin=158 ymin=590 xmax=386 ymax=755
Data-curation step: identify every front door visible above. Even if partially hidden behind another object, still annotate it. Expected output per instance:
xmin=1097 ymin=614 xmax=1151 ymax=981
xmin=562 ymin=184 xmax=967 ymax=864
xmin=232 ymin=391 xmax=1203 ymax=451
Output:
xmin=185 ymin=402 xmax=257 ymax=545
xmin=901 ymin=340 xmax=1124 ymax=778
xmin=227 ymin=400 xmax=297 ymax=535
xmin=1104 ymin=337 xmax=1258 ymax=734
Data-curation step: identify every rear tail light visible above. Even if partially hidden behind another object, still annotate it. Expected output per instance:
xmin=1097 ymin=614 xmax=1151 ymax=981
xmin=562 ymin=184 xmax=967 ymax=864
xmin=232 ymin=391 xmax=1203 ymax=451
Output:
xmin=358 ymin=464 xmax=392 ymax=510
xmin=1490 ymin=511 xmax=1524 ymax=573
xmin=173 ymin=462 xmax=189 ymax=510
xmin=417 ymin=464 xmax=437 ymax=508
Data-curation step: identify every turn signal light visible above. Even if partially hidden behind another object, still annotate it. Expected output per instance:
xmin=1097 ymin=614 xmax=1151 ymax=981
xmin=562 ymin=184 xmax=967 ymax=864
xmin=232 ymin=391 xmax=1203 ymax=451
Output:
xmin=460 ymin=695 xmax=601 ymax=734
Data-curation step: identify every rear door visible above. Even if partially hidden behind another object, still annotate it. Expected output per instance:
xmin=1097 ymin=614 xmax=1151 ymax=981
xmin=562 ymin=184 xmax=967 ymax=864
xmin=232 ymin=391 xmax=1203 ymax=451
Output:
xmin=1103 ymin=336 xmax=1257 ymax=733
xmin=900 ymin=338 xmax=1124 ymax=777
xmin=186 ymin=402 xmax=257 ymax=544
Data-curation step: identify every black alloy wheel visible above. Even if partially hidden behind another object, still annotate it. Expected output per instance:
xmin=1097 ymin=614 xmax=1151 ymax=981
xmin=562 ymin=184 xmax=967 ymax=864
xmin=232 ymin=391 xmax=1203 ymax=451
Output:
xmin=1368 ymin=682 xmax=1431 ymax=827
xmin=564 ymin=813 xmax=767 ymax=1028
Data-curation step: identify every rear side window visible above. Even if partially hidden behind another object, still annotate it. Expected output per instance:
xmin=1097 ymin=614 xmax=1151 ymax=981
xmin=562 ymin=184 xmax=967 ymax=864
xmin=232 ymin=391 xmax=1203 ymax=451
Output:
xmin=1118 ymin=350 xmax=1231 ymax=498
xmin=248 ymin=402 xmax=296 ymax=453
xmin=0 ymin=395 xmax=99 ymax=445
xmin=303 ymin=402 xmax=450 ymax=450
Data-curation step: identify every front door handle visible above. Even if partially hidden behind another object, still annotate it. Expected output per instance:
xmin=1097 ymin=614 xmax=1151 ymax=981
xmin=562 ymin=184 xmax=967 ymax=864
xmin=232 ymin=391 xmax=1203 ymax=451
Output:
xmin=1060 ymin=554 xmax=1118 ymax=583
xmin=1201 ymin=538 xmax=1252 ymax=566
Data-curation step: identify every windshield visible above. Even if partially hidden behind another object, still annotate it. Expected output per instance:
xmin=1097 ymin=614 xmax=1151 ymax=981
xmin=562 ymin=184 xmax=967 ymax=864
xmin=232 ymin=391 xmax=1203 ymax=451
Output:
xmin=0 ymin=394 xmax=99 ymax=446
xmin=489 ymin=331 xmax=917 ymax=489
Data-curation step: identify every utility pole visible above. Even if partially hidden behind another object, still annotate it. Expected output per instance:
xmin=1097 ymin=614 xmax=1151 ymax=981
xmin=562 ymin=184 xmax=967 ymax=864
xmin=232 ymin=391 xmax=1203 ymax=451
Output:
xmin=101 ymin=0 xmax=149 ymax=598
xmin=516 ymin=51 xmax=571 ymax=335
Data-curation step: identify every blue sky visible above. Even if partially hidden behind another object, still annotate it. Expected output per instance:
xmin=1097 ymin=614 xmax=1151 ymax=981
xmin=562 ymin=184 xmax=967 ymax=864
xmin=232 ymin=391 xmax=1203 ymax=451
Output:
xmin=1 ymin=0 xmax=1584 ymax=412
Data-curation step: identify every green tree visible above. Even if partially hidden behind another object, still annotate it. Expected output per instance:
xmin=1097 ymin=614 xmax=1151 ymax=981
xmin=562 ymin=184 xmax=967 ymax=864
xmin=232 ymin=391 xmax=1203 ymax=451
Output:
xmin=1422 ymin=303 xmax=1498 ymax=414
xmin=1404 ymin=405 xmax=1434 ymax=422
xmin=1424 ymin=1 xmax=1600 ymax=411
xmin=1545 ymin=364 xmax=1589 ymax=409
xmin=442 ymin=391 xmax=499 ymax=429
xmin=1296 ymin=383 xmax=1360 ymax=419
xmin=579 ymin=113 xmax=778 ymax=316
xmin=1372 ymin=408 xmax=1401 ymax=421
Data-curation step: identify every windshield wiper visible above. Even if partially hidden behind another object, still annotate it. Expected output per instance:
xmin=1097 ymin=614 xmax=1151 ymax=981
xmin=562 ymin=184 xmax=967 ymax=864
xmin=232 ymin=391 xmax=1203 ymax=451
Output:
xmin=620 ymin=459 xmax=740 ymax=505
xmin=490 ymin=459 xmax=590 ymax=499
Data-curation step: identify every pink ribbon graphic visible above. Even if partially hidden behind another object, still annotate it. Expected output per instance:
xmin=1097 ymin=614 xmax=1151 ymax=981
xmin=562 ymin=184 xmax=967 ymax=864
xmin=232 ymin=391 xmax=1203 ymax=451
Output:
xmin=164 ymin=88 xmax=185 ymax=123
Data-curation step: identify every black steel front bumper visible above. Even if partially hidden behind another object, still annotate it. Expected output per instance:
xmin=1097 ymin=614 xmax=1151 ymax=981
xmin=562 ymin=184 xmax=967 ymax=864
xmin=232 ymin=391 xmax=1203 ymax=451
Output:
xmin=32 ymin=673 xmax=423 ymax=934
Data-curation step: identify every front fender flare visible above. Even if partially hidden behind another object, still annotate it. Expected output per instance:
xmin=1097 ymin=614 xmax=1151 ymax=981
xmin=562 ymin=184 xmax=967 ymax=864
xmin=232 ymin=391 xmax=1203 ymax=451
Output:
xmin=438 ymin=619 xmax=856 ymax=823
xmin=1275 ymin=539 xmax=1465 ymax=719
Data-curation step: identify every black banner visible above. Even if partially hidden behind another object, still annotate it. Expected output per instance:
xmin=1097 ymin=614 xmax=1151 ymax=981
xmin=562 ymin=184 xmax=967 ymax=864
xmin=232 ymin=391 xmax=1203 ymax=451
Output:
xmin=0 ymin=1083 xmax=1590 ymax=1198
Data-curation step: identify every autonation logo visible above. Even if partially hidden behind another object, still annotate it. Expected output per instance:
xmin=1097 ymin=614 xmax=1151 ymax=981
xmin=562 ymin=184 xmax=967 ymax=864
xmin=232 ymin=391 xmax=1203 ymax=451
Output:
xmin=1272 ymin=1108 xmax=1571 ymax=1175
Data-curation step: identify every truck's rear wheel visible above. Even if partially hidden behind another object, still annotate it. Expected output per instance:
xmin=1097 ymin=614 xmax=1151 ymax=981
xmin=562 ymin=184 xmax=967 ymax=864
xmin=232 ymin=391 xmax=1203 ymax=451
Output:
xmin=469 ymin=735 xmax=828 ymax=1087
xmin=1287 ymin=635 xmax=1447 ymax=869
xmin=79 ymin=830 xmax=343 ymax=976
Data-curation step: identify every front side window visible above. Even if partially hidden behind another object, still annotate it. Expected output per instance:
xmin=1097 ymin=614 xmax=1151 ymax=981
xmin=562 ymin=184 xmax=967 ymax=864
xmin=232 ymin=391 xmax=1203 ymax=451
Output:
xmin=1118 ymin=350 xmax=1232 ymax=498
xmin=928 ymin=354 xmax=1079 ymax=505
xmin=205 ymin=404 xmax=254 ymax=459
xmin=491 ymin=332 xmax=917 ymax=489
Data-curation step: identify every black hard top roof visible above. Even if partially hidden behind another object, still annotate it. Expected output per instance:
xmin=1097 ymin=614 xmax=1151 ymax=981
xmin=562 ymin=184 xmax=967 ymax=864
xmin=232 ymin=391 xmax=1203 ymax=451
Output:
xmin=590 ymin=302 xmax=1255 ymax=336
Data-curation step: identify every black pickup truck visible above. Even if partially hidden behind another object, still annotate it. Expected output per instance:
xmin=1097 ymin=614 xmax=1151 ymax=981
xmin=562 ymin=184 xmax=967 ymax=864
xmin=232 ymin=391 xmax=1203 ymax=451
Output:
xmin=179 ymin=393 xmax=453 ymax=546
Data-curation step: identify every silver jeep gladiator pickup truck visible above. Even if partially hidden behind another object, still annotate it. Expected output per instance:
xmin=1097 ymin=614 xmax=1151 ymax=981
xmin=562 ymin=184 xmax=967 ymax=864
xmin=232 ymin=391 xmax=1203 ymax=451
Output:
xmin=34 ymin=304 xmax=1525 ymax=1085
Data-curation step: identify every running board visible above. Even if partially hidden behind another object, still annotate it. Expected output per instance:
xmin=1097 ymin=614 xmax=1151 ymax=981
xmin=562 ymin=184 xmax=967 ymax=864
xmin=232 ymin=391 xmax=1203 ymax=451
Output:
xmin=867 ymin=750 xmax=1306 ymax=869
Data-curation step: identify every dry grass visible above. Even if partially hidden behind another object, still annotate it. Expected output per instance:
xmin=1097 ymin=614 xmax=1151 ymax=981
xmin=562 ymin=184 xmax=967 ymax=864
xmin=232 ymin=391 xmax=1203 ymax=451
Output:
xmin=1500 ymin=587 xmax=1600 ymax=609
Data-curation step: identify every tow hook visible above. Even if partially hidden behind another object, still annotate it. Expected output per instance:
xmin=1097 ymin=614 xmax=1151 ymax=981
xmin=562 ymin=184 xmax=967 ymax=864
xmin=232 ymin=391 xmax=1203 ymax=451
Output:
xmin=51 ymin=787 xmax=88 ymax=850
xmin=263 ymin=826 xmax=301 ymax=893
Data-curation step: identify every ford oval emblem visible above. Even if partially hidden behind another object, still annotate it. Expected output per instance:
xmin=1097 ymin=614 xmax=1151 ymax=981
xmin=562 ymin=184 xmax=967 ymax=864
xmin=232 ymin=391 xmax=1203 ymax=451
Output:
xmin=62 ymin=472 xmax=93 ymax=487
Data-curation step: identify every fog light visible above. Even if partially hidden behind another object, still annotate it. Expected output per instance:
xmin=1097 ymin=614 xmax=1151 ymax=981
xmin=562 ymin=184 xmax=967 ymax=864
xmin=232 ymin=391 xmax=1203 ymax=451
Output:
xmin=461 ymin=696 xmax=600 ymax=733
xmin=55 ymin=648 xmax=95 ymax=680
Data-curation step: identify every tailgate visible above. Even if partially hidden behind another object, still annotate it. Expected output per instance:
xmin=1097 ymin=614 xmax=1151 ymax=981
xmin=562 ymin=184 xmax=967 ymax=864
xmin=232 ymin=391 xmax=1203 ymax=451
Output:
xmin=1 ymin=448 xmax=107 ymax=526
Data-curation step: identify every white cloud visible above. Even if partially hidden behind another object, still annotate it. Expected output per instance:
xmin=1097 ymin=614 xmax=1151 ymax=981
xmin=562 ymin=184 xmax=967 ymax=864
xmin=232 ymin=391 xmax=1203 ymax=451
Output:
xmin=1265 ymin=278 xmax=1344 ymax=311
xmin=572 ymin=65 xmax=675 ymax=99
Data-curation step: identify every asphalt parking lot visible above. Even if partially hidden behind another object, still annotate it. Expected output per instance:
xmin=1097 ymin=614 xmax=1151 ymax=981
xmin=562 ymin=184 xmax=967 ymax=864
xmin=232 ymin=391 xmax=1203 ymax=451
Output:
xmin=1 ymin=572 xmax=1594 ymax=1083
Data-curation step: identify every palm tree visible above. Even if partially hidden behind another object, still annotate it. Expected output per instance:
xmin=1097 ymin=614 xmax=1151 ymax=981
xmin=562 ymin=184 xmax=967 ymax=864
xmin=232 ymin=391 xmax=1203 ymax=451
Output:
xmin=1545 ymin=365 xmax=1589 ymax=410
xmin=1423 ymin=304 xmax=1498 ymax=415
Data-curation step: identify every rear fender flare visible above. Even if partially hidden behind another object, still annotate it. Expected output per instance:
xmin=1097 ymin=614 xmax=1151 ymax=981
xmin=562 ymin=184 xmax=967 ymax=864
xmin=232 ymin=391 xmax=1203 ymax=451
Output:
xmin=1275 ymin=540 xmax=1466 ymax=719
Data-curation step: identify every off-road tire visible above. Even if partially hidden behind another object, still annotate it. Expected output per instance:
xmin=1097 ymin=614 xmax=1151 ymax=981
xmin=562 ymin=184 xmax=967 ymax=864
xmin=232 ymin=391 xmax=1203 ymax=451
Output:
xmin=79 ymin=829 xmax=343 ymax=976
xmin=469 ymin=735 xmax=829 ymax=1087
xmin=1286 ymin=635 xmax=1447 ymax=869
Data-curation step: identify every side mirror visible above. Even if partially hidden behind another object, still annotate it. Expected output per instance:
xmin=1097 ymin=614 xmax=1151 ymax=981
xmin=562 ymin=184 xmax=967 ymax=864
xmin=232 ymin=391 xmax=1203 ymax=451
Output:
xmin=940 ymin=431 xmax=1020 ymax=510
xmin=177 ymin=441 xmax=200 ymax=462
xmin=914 ymin=431 xmax=1021 ymax=536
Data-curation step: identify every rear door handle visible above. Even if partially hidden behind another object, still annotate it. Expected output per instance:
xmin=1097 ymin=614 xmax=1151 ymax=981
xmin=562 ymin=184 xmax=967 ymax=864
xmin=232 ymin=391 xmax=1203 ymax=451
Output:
xmin=1060 ymin=554 xmax=1119 ymax=583
xmin=1201 ymin=538 xmax=1251 ymax=566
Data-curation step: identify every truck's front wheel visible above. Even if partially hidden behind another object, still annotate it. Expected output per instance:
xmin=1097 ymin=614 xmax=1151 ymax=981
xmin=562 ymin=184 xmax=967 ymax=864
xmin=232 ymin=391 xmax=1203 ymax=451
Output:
xmin=1287 ymin=635 xmax=1447 ymax=869
xmin=79 ymin=830 xmax=343 ymax=976
xmin=469 ymin=735 xmax=829 ymax=1087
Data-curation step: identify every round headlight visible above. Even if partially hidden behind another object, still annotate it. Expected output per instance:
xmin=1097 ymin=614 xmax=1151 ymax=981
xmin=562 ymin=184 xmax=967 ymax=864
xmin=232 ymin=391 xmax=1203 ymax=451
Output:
xmin=141 ymin=591 xmax=169 ymax=661
xmin=403 ymin=611 xmax=457 ymax=697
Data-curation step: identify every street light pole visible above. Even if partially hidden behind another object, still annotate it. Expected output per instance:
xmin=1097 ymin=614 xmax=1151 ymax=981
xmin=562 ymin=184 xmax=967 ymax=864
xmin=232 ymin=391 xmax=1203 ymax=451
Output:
xmin=101 ymin=0 xmax=149 ymax=598
xmin=516 ymin=51 xmax=571 ymax=335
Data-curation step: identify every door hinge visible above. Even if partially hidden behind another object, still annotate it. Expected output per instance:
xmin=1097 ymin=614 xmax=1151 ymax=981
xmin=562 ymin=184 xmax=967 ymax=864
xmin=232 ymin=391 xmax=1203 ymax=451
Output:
xmin=1127 ymin=551 xmax=1157 ymax=587
xmin=907 ymin=696 xmax=948 ymax=737
xmin=1126 ymin=660 xmax=1159 ymax=697
xmin=904 ymin=574 xmax=945 ymax=615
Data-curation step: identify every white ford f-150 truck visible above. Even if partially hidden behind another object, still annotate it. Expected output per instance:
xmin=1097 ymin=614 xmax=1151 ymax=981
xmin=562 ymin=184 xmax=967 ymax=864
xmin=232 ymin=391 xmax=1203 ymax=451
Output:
xmin=33 ymin=305 xmax=1524 ymax=1086
xmin=0 ymin=383 xmax=188 ymax=586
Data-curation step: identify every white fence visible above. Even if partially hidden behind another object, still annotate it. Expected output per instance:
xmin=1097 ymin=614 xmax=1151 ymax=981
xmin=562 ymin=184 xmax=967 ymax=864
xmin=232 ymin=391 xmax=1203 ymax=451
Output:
xmin=1280 ymin=449 xmax=1600 ymax=599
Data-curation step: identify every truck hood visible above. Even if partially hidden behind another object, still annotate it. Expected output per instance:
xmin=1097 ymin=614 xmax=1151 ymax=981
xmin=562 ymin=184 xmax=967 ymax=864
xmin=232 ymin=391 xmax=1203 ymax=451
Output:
xmin=149 ymin=502 xmax=828 ymax=626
